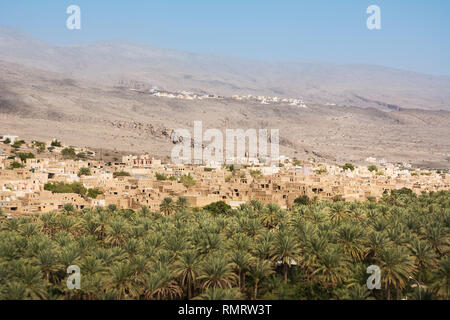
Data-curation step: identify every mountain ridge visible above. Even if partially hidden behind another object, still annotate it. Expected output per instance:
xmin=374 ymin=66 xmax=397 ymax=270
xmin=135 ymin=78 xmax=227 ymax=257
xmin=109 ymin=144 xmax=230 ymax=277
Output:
xmin=1 ymin=26 xmax=449 ymax=111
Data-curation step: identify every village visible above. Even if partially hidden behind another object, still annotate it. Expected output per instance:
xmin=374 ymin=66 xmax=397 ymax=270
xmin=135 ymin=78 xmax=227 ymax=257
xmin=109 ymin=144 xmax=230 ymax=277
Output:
xmin=127 ymin=84 xmax=308 ymax=107
xmin=0 ymin=134 xmax=449 ymax=216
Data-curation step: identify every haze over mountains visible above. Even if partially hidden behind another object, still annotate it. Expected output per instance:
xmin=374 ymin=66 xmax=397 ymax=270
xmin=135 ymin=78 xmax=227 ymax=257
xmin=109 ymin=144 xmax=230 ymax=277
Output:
xmin=0 ymin=26 xmax=449 ymax=168
xmin=1 ymin=26 xmax=450 ymax=111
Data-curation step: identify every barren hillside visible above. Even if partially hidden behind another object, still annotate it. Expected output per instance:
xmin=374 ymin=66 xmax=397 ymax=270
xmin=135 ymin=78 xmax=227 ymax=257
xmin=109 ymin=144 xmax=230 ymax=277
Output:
xmin=1 ymin=60 xmax=449 ymax=168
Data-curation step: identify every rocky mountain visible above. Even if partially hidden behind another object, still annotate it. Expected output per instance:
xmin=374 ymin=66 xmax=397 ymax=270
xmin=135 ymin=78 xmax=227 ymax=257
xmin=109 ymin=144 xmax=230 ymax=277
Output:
xmin=1 ymin=26 xmax=449 ymax=111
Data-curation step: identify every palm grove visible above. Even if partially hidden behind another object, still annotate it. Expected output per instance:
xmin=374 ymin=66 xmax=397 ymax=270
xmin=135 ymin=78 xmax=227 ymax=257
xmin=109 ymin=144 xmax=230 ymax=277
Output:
xmin=0 ymin=188 xmax=448 ymax=300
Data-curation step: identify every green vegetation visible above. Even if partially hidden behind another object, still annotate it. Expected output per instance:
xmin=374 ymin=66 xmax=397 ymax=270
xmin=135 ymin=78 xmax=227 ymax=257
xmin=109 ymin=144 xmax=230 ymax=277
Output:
xmin=180 ymin=174 xmax=196 ymax=188
xmin=203 ymin=201 xmax=232 ymax=216
xmin=368 ymin=165 xmax=378 ymax=172
xmin=155 ymin=173 xmax=167 ymax=181
xmin=33 ymin=141 xmax=46 ymax=153
xmin=16 ymin=152 xmax=35 ymax=163
xmin=87 ymin=188 xmax=104 ymax=199
xmin=294 ymin=195 xmax=310 ymax=206
xmin=292 ymin=158 xmax=302 ymax=166
xmin=226 ymin=165 xmax=235 ymax=172
xmin=2 ymin=138 xmax=11 ymax=145
xmin=11 ymin=140 xmax=25 ymax=148
xmin=332 ymin=194 xmax=344 ymax=202
xmin=113 ymin=171 xmax=131 ymax=178
xmin=315 ymin=168 xmax=328 ymax=175
xmin=203 ymin=168 xmax=214 ymax=172
xmin=78 ymin=167 xmax=91 ymax=177
xmin=8 ymin=161 xmax=25 ymax=170
xmin=76 ymin=152 xmax=87 ymax=160
xmin=51 ymin=140 xmax=62 ymax=147
xmin=44 ymin=182 xmax=102 ymax=199
xmin=44 ymin=182 xmax=87 ymax=197
xmin=250 ymin=170 xmax=263 ymax=178
xmin=0 ymin=190 xmax=448 ymax=300
xmin=342 ymin=163 xmax=355 ymax=171
xmin=61 ymin=148 xmax=76 ymax=159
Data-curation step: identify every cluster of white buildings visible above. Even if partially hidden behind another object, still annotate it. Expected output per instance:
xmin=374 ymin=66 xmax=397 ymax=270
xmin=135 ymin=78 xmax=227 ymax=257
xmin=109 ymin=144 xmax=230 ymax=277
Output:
xmin=137 ymin=86 xmax=308 ymax=107
xmin=147 ymin=87 xmax=223 ymax=101
xmin=231 ymin=95 xmax=307 ymax=107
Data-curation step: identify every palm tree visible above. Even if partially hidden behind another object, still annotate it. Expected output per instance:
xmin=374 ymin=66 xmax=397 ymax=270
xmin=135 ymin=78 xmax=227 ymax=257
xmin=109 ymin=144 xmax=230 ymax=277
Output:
xmin=262 ymin=203 xmax=280 ymax=229
xmin=93 ymin=210 xmax=109 ymax=240
xmin=312 ymin=246 xmax=348 ymax=291
xmin=248 ymin=259 xmax=274 ymax=299
xmin=198 ymin=254 xmax=238 ymax=290
xmin=105 ymin=262 xmax=139 ymax=299
xmin=431 ymin=257 xmax=450 ymax=299
xmin=35 ymin=249 xmax=60 ymax=284
xmin=2 ymin=281 xmax=27 ymax=300
xmin=230 ymin=250 xmax=252 ymax=291
xmin=17 ymin=264 xmax=47 ymax=299
xmin=144 ymin=269 xmax=182 ymax=300
xmin=365 ymin=231 xmax=390 ymax=263
xmin=337 ymin=224 xmax=366 ymax=262
xmin=301 ymin=234 xmax=328 ymax=287
xmin=105 ymin=217 xmax=129 ymax=246
xmin=426 ymin=223 xmax=447 ymax=257
xmin=272 ymin=230 xmax=299 ymax=284
xmin=176 ymin=197 xmax=189 ymax=211
xmin=160 ymin=197 xmax=177 ymax=216
xmin=173 ymin=250 xmax=202 ymax=299
xmin=380 ymin=247 xmax=415 ymax=300
xmin=330 ymin=202 xmax=350 ymax=222
xmin=336 ymin=284 xmax=373 ymax=300
xmin=409 ymin=239 xmax=436 ymax=283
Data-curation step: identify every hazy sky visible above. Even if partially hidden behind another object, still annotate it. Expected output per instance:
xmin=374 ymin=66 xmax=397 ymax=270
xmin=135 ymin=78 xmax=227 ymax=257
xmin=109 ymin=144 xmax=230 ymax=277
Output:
xmin=1 ymin=0 xmax=449 ymax=76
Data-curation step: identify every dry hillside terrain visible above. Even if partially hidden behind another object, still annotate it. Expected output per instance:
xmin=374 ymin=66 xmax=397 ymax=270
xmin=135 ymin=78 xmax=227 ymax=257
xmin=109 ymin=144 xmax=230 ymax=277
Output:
xmin=0 ymin=27 xmax=449 ymax=168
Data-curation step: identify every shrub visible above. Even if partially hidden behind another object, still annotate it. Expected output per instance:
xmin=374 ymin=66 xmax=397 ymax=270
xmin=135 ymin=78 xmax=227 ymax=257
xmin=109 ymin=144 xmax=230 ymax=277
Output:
xmin=51 ymin=140 xmax=62 ymax=147
xmin=180 ymin=174 xmax=196 ymax=188
xmin=368 ymin=165 xmax=378 ymax=172
xmin=44 ymin=182 xmax=87 ymax=197
xmin=76 ymin=152 xmax=87 ymax=160
xmin=332 ymin=194 xmax=344 ymax=202
xmin=203 ymin=201 xmax=232 ymax=215
xmin=63 ymin=204 xmax=75 ymax=212
xmin=155 ymin=173 xmax=167 ymax=181
xmin=294 ymin=195 xmax=310 ymax=206
xmin=78 ymin=167 xmax=91 ymax=177
xmin=250 ymin=170 xmax=262 ymax=178
xmin=17 ymin=152 xmax=35 ymax=163
xmin=342 ymin=163 xmax=355 ymax=171
xmin=107 ymin=204 xmax=117 ymax=212
xmin=61 ymin=148 xmax=76 ymax=159
xmin=87 ymin=188 xmax=104 ymax=199
xmin=33 ymin=141 xmax=46 ymax=153
xmin=9 ymin=161 xmax=25 ymax=169
xmin=113 ymin=171 xmax=131 ymax=178
xmin=12 ymin=140 xmax=25 ymax=148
